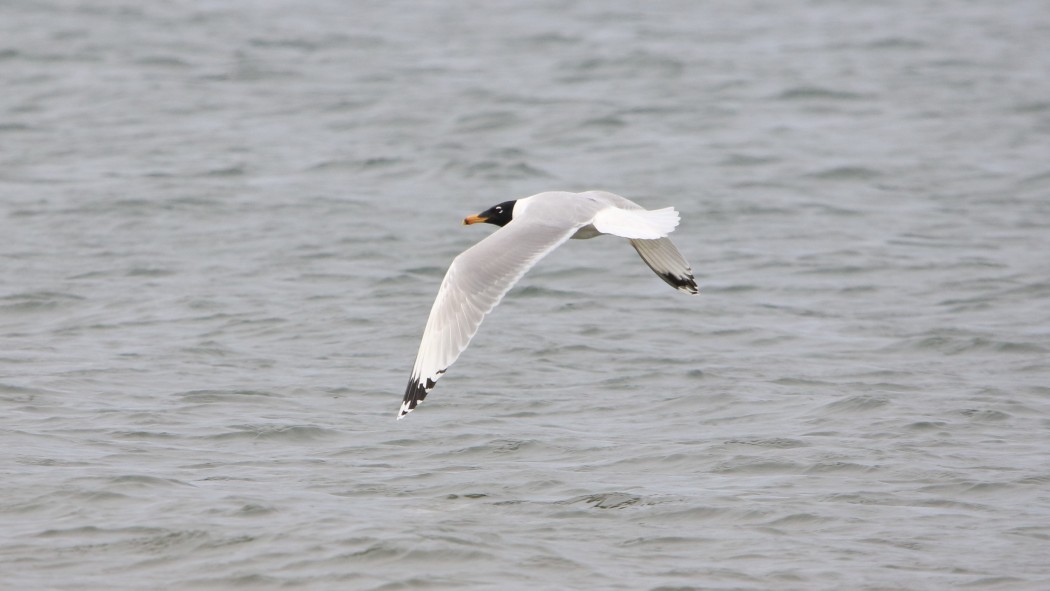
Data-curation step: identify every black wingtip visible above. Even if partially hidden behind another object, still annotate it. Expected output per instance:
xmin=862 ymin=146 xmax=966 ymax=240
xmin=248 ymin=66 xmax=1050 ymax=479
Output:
xmin=660 ymin=271 xmax=699 ymax=295
xmin=398 ymin=375 xmax=441 ymax=419
xmin=398 ymin=378 xmax=428 ymax=419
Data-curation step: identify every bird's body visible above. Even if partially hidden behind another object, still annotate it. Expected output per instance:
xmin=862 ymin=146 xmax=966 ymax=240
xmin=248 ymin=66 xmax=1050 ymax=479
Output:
xmin=399 ymin=190 xmax=698 ymax=419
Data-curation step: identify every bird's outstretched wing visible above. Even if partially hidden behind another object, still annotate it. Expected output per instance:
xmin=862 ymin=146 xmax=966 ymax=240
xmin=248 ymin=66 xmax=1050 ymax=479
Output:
xmin=399 ymin=220 xmax=579 ymax=419
xmin=630 ymin=238 xmax=699 ymax=294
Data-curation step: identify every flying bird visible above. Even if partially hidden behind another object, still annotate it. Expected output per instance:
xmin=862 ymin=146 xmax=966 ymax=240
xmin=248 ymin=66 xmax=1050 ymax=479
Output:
xmin=399 ymin=190 xmax=698 ymax=419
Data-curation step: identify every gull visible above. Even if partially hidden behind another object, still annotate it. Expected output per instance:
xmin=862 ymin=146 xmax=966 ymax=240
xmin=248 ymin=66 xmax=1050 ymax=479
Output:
xmin=398 ymin=190 xmax=698 ymax=419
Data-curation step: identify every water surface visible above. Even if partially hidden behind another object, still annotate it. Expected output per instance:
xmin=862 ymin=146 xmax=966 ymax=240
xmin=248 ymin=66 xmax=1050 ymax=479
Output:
xmin=3 ymin=1 xmax=1050 ymax=589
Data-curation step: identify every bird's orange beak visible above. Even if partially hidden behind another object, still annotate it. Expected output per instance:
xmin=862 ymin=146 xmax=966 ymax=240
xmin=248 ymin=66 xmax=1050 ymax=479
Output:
xmin=463 ymin=214 xmax=488 ymax=225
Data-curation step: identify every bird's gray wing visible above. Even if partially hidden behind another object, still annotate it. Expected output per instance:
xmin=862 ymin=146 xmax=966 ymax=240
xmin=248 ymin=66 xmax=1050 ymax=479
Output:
xmin=399 ymin=219 xmax=580 ymax=418
xmin=629 ymin=237 xmax=699 ymax=294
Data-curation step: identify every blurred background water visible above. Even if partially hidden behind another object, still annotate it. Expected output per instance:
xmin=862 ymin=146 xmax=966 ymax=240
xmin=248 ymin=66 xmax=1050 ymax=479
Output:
xmin=2 ymin=1 xmax=1049 ymax=589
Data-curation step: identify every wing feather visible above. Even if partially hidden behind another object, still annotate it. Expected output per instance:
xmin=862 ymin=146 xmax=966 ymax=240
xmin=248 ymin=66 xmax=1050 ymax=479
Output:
xmin=629 ymin=237 xmax=699 ymax=294
xmin=399 ymin=220 xmax=579 ymax=418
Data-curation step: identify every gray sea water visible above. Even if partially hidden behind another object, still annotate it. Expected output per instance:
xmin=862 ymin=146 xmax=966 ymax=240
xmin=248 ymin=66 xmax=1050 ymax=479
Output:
xmin=3 ymin=1 xmax=1050 ymax=589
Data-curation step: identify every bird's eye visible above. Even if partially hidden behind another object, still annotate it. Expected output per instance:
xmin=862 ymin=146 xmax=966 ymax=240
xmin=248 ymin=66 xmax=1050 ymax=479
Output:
xmin=495 ymin=207 xmax=502 ymax=212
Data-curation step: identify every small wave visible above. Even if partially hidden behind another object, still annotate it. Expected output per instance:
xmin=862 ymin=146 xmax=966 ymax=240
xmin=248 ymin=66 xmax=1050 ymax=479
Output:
xmin=806 ymin=166 xmax=882 ymax=180
xmin=343 ymin=540 xmax=498 ymax=565
xmin=445 ymin=492 xmax=488 ymax=500
xmin=403 ymin=264 xmax=446 ymax=274
xmin=960 ymin=576 xmax=1029 ymax=588
xmin=426 ymin=437 xmax=549 ymax=460
xmin=899 ymin=334 xmax=1047 ymax=356
xmin=580 ymin=114 xmax=627 ymax=129
xmin=562 ymin=51 xmax=684 ymax=81
xmin=866 ymin=37 xmax=925 ymax=50
xmin=1012 ymin=101 xmax=1050 ymax=115
xmin=176 ymin=389 xmax=279 ymax=403
xmin=133 ymin=55 xmax=190 ymax=68
xmin=206 ymin=424 xmax=339 ymax=442
xmin=462 ymin=160 xmax=553 ymax=180
xmin=775 ymin=86 xmax=869 ymax=101
xmin=619 ymin=535 xmax=707 ymax=548
xmin=1 ymin=383 xmax=55 ymax=400
xmin=1007 ymin=525 xmax=1050 ymax=541
xmin=0 ymin=290 xmax=85 ymax=312
xmin=816 ymin=394 xmax=891 ymax=414
xmin=111 ymin=430 xmax=179 ymax=440
xmin=37 ymin=525 xmax=166 ymax=539
xmin=558 ymin=492 xmax=643 ymax=509
xmin=15 ymin=455 xmax=93 ymax=468
xmin=711 ymin=459 xmax=804 ymax=474
xmin=126 ymin=266 xmax=175 ymax=277
xmin=904 ymin=421 xmax=948 ymax=431
xmin=248 ymin=37 xmax=322 ymax=51
xmin=956 ymin=408 xmax=1011 ymax=422
xmin=515 ymin=284 xmax=582 ymax=298
xmin=0 ymin=122 xmax=34 ymax=133
xmin=232 ymin=503 xmax=278 ymax=516
xmin=197 ymin=165 xmax=245 ymax=177
xmin=762 ymin=512 xmax=836 ymax=527
xmin=804 ymin=461 xmax=873 ymax=474
xmin=720 ymin=153 xmax=779 ymax=167
xmin=309 ymin=157 xmax=405 ymax=173
xmin=723 ymin=437 xmax=808 ymax=449
xmin=106 ymin=475 xmax=193 ymax=488
xmin=454 ymin=110 xmax=522 ymax=133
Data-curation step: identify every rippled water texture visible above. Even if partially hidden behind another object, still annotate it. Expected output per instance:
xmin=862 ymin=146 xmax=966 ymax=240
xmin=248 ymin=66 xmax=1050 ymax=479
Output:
xmin=3 ymin=1 xmax=1050 ymax=589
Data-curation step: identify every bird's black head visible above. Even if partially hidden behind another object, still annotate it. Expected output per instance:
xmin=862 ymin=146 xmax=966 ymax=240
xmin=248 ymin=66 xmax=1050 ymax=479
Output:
xmin=464 ymin=200 xmax=516 ymax=227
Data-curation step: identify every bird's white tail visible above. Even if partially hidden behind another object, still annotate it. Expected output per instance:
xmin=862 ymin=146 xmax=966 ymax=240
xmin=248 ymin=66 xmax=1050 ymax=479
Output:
xmin=592 ymin=206 xmax=680 ymax=240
